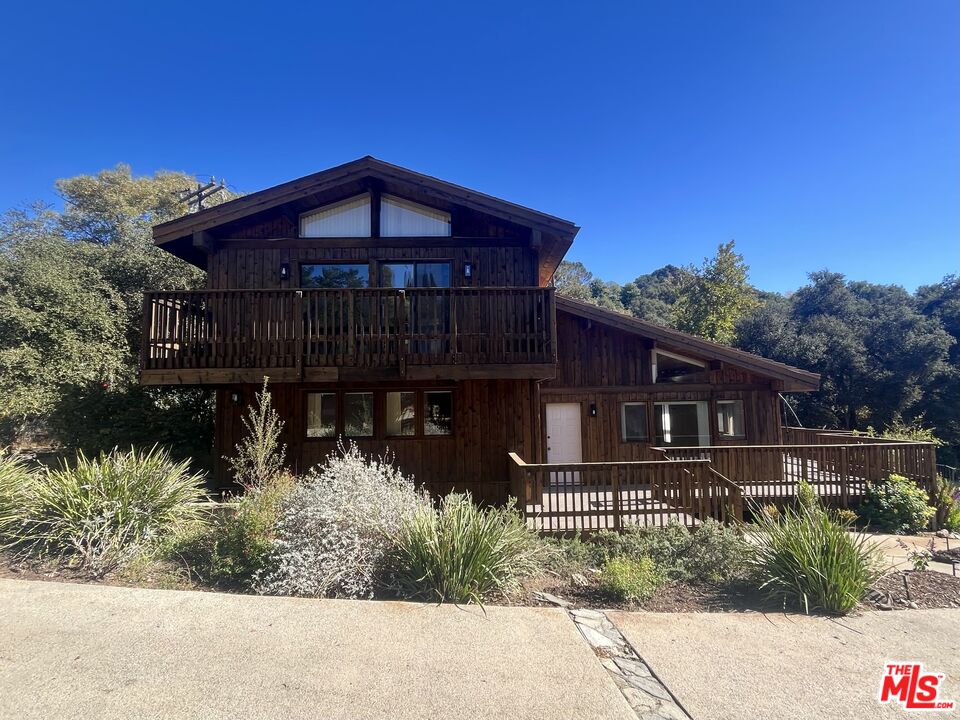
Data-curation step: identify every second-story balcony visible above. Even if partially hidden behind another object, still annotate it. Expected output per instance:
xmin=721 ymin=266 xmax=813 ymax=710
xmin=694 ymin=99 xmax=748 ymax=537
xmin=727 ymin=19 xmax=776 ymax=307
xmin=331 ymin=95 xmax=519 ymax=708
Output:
xmin=140 ymin=287 xmax=557 ymax=384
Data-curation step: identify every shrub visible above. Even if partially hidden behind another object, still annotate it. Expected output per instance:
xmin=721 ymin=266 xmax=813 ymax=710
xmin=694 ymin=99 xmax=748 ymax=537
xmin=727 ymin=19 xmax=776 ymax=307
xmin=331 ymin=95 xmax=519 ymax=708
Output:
xmin=255 ymin=443 xmax=427 ymax=599
xmin=226 ymin=378 xmax=286 ymax=489
xmin=171 ymin=472 xmax=294 ymax=589
xmin=860 ymin=474 xmax=935 ymax=534
xmin=591 ymin=519 xmax=748 ymax=583
xmin=391 ymin=492 xmax=544 ymax=604
xmin=14 ymin=446 xmax=207 ymax=576
xmin=0 ymin=452 xmax=36 ymax=543
xmin=541 ymin=531 xmax=606 ymax=575
xmin=932 ymin=475 xmax=960 ymax=532
xmin=749 ymin=501 xmax=882 ymax=614
xmin=600 ymin=557 xmax=664 ymax=603
xmin=833 ymin=508 xmax=858 ymax=526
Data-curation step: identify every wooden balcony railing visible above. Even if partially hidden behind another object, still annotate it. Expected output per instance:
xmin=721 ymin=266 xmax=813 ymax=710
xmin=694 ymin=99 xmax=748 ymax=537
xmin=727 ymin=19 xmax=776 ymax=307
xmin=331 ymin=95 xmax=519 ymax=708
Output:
xmin=141 ymin=287 xmax=557 ymax=382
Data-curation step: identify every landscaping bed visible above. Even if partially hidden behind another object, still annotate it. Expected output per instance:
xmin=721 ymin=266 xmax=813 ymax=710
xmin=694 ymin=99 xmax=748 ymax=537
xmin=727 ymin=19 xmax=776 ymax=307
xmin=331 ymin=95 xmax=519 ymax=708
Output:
xmin=868 ymin=570 xmax=960 ymax=610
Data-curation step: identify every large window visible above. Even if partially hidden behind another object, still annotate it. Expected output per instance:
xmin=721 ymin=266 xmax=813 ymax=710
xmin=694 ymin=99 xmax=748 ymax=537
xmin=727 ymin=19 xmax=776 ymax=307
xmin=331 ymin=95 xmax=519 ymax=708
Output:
xmin=380 ymin=262 xmax=452 ymax=288
xmin=652 ymin=349 xmax=708 ymax=383
xmin=717 ymin=400 xmax=745 ymax=439
xmin=621 ymin=403 xmax=649 ymax=442
xmin=304 ymin=390 xmax=452 ymax=439
xmin=424 ymin=391 xmax=453 ymax=436
xmin=654 ymin=401 xmax=710 ymax=447
xmin=306 ymin=393 xmax=336 ymax=438
xmin=301 ymin=263 xmax=370 ymax=288
xmin=381 ymin=195 xmax=451 ymax=237
xmin=300 ymin=194 xmax=371 ymax=237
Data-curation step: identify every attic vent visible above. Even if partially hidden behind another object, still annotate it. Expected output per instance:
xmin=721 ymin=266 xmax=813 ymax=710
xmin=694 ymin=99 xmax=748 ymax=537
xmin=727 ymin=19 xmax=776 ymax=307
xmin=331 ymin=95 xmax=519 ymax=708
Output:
xmin=380 ymin=194 xmax=450 ymax=237
xmin=300 ymin=194 xmax=371 ymax=237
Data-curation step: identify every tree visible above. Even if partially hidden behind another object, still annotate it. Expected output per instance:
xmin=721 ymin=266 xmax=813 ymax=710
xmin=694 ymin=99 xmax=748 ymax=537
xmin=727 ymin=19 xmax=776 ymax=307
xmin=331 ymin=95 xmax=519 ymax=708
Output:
xmin=553 ymin=260 xmax=626 ymax=312
xmin=620 ymin=265 xmax=683 ymax=326
xmin=672 ymin=240 xmax=758 ymax=344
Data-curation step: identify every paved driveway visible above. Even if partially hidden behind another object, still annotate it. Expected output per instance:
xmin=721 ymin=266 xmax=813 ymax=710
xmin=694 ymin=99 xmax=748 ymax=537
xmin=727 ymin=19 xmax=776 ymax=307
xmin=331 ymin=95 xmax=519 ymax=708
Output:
xmin=0 ymin=579 xmax=633 ymax=720
xmin=609 ymin=609 xmax=960 ymax=720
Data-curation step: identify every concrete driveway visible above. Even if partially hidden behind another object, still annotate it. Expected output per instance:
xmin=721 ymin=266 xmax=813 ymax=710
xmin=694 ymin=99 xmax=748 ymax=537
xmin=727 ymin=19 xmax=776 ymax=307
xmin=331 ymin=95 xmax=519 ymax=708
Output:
xmin=609 ymin=609 xmax=960 ymax=720
xmin=0 ymin=579 xmax=633 ymax=720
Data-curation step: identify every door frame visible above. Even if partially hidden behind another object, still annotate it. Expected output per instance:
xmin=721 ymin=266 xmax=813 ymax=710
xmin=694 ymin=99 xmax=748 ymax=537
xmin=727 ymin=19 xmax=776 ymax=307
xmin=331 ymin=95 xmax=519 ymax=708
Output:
xmin=544 ymin=402 xmax=584 ymax=464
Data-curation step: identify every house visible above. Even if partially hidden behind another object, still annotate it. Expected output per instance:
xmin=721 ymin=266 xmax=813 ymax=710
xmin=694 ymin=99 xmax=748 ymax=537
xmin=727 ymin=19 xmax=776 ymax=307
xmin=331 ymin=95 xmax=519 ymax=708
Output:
xmin=142 ymin=157 xmax=937 ymax=530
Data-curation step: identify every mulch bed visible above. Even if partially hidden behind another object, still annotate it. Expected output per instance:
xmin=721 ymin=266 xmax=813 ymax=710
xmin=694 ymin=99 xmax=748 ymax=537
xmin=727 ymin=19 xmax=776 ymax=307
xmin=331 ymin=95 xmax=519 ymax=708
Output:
xmin=868 ymin=570 xmax=960 ymax=610
xmin=932 ymin=547 xmax=960 ymax=565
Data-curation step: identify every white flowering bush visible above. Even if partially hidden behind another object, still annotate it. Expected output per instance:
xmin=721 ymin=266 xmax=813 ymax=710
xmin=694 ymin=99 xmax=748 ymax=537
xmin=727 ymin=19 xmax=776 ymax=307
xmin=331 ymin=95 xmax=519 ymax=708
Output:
xmin=254 ymin=442 xmax=428 ymax=598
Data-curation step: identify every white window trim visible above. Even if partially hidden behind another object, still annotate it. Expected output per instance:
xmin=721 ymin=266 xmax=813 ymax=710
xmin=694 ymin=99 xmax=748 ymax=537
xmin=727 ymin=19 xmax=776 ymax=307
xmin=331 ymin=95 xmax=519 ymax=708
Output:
xmin=651 ymin=348 xmax=708 ymax=383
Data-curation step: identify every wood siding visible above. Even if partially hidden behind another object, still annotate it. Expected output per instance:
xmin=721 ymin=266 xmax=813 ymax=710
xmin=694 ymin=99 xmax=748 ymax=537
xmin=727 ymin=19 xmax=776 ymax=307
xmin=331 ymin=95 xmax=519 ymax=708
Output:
xmin=214 ymin=379 xmax=540 ymax=505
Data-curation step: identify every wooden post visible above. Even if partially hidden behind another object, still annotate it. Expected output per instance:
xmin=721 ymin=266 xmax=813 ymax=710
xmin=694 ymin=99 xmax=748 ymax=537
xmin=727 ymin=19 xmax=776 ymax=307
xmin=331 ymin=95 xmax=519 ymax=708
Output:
xmin=840 ymin=446 xmax=849 ymax=508
xmin=449 ymin=290 xmax=458 ymax=363
xmin=611 ymin=465 xmax=621 ymax=531
xmin=294 ymin=290 xmax=304 ymax=380
xmin=398 ymin=289 xmax=407 ymax=378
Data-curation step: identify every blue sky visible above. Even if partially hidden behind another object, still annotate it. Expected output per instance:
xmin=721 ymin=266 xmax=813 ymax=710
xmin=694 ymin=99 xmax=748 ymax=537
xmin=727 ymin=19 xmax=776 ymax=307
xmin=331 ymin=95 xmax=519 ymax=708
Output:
xmin=0 ymin=1 xmax=956 ymax=293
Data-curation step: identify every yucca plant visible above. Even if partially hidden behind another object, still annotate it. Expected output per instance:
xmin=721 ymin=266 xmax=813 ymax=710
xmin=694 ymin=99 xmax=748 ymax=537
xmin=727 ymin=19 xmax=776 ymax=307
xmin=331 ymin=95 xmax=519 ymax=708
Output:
xmin=749 ymin=500 xmax=882 ymax=615
xmin=17 ymin=446 xmax=207 ymax=576
xmin=0 ymin=452 xmax=37 ymax=543
xmin=390 ymin=492 xmax=544 ymax=604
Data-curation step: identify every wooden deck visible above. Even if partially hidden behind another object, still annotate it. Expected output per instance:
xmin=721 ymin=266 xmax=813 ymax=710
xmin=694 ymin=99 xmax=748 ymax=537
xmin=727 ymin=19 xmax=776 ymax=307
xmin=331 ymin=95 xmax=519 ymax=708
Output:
xmin=140 ymin=287 xmax=556 ymax=383
xmin=509 ymin=433 xmax=938 ymax=534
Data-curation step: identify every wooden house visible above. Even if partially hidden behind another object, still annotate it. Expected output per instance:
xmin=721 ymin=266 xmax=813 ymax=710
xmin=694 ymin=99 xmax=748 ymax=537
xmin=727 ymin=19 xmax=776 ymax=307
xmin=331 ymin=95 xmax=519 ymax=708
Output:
xmin=142 ymin=157 xmax=937 ymax=530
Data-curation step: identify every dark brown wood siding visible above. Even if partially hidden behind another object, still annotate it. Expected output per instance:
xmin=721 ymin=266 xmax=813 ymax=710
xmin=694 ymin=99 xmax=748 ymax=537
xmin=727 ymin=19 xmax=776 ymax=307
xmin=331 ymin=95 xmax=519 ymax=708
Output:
xmin=539 ymin=310 xmax=784 ymax=462
xmin=206 ymin=243 xmax=538 ymax=289
xmin=214 ymin=378 xmax=539 ymax=505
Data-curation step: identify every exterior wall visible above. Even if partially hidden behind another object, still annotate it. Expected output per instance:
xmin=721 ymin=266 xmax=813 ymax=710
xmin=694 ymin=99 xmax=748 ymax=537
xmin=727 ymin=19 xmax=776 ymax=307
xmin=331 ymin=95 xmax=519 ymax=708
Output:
xmin=206 ymin=243 xmax=539 ymax=290
xmin=540 ymin=311 xmax=784 ymax=463
xmin=214 ymin=378 xmax=539 ymax=505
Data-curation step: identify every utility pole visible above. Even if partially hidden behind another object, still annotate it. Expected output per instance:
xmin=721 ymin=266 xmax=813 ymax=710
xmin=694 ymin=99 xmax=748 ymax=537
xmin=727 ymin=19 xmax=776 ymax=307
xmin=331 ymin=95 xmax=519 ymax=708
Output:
xmin=177 ymin=177 xmax=227 ymax=212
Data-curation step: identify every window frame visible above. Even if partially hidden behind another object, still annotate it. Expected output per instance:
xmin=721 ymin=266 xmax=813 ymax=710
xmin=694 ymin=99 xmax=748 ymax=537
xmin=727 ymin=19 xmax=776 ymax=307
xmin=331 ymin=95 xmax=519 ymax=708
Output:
xmin=299 ymin=261 xmax=372 ymax=289
xmin=302 ymin=388 xmax=454 ymax=440
xmin=620 ymin=402 xmax=650 ymax=443
xmin=379 ymin=260 xmax=454 ymax=289
xmin=651 ymin=348 xmax=708 ymax=383
xmin=380 ymin=193 xmax=452 ymax=237
xmin=716 ymin=399 xmax=746 ymax=440
xmin=653 ymin=400 xmax=711 ymax=447
xmin=299 ymin=193 xmax=372 ymax=238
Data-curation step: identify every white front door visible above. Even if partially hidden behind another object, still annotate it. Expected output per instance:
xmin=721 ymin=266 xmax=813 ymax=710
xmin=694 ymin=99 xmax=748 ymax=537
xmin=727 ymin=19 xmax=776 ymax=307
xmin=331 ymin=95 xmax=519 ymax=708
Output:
xmin=546 ymin=403 xmax=582 ymax=485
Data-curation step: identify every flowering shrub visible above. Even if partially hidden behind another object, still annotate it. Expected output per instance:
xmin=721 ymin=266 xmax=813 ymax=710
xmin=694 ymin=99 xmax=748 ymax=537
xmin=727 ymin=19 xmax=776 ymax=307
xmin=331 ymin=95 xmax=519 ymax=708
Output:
xmin=254 ymin=442 xmax=427 ymax=598
xmin=860 ymin=474 xmax=935 ymax=534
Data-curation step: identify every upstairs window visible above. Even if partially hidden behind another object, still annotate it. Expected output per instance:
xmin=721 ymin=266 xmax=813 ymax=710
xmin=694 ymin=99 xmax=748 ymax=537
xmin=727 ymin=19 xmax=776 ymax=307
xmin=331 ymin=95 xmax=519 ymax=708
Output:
xmin=300 ymin=194 xmax=371 ymax=237
xmin=717 ymin=400 xmax=745 ymax=439
xmin=381 ymin=194 xmax=451 ymax=237
xmin=301 ymin=263 xmax=370 ymax=288
xmin=652 ymin=349 xmax=708 ymax=383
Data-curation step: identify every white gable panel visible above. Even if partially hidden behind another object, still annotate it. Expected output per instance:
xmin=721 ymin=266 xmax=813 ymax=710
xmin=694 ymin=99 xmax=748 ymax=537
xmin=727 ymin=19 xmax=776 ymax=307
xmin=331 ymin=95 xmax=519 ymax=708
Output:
xmin=301 ymin=194 xmax=371 ymax=237
xmin=381 ymin=194 xmax=451 ymax=237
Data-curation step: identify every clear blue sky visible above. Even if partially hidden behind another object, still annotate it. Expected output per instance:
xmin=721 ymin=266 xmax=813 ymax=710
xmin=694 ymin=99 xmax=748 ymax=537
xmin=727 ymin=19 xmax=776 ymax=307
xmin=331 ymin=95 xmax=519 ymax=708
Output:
xmin=1 ymin=1 xmax=957 ymax=293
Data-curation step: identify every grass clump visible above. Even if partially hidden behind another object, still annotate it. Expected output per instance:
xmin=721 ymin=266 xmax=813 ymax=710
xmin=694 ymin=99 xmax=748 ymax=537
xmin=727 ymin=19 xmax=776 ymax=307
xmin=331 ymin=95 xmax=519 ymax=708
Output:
xmin=0 ymin=452 xmax=36 ymax=542
xmin=600 ymin=556 xmax=664 ymax=603
xmin=391 ymin=492 xmax=543 ymax=604
xmin=859 ymin=473 xmax=935 ymax=534
xmin=749 ymin=498 xmax=882 ymax=615
xmin=8 ymin=446 xmax=206 ymax=576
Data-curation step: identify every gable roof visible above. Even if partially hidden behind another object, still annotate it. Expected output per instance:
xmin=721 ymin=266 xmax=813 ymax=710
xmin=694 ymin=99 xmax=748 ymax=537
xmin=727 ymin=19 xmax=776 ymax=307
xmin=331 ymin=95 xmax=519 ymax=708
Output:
xmin=556 ymin=295 xmax=820 ymax=392
xmin=152 ymin=156 xmax=579 ymax=279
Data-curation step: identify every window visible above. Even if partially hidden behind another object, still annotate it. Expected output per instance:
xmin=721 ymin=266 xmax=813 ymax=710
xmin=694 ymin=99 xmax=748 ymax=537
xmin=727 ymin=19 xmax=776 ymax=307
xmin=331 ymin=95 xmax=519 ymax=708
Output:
xmin=652 ymin=349 xmax=707 ymax=383
xmin=381 ymin=194 xmax=451 ymax=237
xmin=621 ymin=403 xmax=649 ymax=442
xmin=306 ymin=393 xmax=336 ymax=437
xmin=717 ymin=400 xmax=745 ymax=439
xmin=344 ymin=392 xmax=374 ymax=437
xmin=300 ymin=263 xmax=370 ymax=288
xmin=424 ymin=391 xmax=453 ymax=435
xmin=380 ymin=262 xmax=452 ymax=288
xmin=300 ymin=194 xmax=371 ymax=237
xmin=654 ymin=401 xmax=710 ymax=447
xmin=385 ymin=391 xmax=416 ymax=437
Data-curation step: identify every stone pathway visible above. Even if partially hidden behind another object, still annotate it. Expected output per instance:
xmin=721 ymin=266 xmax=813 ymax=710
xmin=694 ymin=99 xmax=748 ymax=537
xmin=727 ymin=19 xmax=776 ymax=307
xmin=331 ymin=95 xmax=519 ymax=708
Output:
xmin=533 ymin=590 xmax=691 ymax=720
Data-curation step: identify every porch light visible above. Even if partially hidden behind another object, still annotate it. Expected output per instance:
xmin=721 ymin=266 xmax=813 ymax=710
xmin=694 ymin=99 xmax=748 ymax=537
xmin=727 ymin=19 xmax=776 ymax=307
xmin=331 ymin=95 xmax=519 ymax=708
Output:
xmin=589 ymin=403 xmax=597 ymax=417
xmin=463 ymin=262 xmax=473 ymax=280
xmin=279 ymin=263 xmax=290 ymax=281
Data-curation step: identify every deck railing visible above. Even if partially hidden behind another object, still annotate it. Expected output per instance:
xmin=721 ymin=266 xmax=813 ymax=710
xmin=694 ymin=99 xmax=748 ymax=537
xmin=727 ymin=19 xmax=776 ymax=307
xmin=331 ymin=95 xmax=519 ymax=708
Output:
xmin=141 ymin=287 xmax=556 ymax=374
xmin=657 ymin=442 xmax=938 ymax=507
xmin=782 ymin=426 xmax=924 ymax=446
xmin=508 ymin=453 xmax=743 ymax=534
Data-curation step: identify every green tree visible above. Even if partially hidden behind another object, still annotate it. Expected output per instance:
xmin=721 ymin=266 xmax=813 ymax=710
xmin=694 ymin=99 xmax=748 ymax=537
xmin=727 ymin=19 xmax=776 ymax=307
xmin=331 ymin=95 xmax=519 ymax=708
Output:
xmin=672 ymin=240 xmax=758 ymax=344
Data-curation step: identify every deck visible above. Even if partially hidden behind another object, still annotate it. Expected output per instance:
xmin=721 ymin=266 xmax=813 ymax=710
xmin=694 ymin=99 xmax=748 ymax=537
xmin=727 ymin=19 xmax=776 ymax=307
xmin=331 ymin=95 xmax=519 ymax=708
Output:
xmin=140 ymin=287 xmax=557 ymax=384
xmin=509 ymin=430 xmax=938 ymax=533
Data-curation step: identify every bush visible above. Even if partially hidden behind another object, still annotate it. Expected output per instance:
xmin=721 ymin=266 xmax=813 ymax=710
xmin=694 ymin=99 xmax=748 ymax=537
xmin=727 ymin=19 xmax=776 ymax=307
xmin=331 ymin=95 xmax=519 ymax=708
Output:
xmin=541 ymin=532 xmax=606 ymax=575
xmin=391 ymin=492 xmax=544 ymax=603
xmin=171 ymin=473 xmax=294 ymax=589
xmin=12 ymin=446 xmax=207 ymax=576
xmin=591 ymin=520 xmax=748 ymax=583
xmin=255 ymin=443 xmax=427 ymax=599
xmin=600 ymin=557 xmax=664 ymax=603
xmin=833 ymin=508 xmax=859 ymax=526
xmin=226 ymin=378 xmax=286 ymax=489
xmin=0 ymin=452 xmax=36 ymax=542
xmin=860 ymin=474 xmax=935 ymax=534
xmin=749 ymin=501 xmax=882 ymax=614
xmin=932 ymin=475 xmax=960 ymax=532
